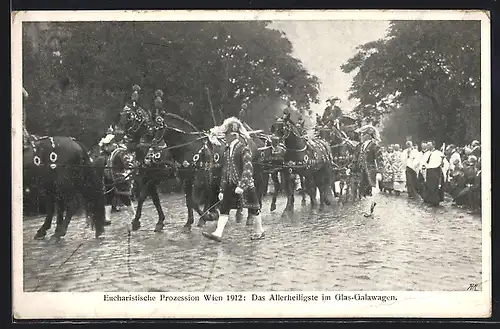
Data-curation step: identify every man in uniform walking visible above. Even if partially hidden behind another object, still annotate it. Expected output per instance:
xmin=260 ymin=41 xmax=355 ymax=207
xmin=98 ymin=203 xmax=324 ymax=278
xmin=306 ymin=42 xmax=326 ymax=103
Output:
xmin=202 ymin=117 xmax=265 ymax=242
xmin=354 ymin=124 xmax=384 ymax=217
xmin=98 ymin=131 xmax=136 ymax=225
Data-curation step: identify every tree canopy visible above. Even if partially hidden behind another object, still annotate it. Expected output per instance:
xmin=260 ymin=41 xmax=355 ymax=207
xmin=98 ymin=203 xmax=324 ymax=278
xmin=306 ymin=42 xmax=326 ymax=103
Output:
xmin=341 ymin=20 xmax=481 ymax=145
xmin=23 ymin=21 xmax=320 ymax=147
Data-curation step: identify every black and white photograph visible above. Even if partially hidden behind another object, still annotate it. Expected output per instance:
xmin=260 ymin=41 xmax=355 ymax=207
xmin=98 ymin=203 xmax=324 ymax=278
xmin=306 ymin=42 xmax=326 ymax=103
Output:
xmin=12 ymin=10 xmax=491 ymax=319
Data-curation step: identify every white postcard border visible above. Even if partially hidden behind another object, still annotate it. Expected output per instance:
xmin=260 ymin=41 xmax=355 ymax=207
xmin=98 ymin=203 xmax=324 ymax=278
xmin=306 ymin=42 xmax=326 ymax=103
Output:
xmin=11 ymin=9 xmax=492 ymax=319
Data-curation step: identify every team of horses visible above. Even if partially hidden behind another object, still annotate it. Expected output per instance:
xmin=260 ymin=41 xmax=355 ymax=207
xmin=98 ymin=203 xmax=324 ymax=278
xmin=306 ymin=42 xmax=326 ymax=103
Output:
xmin=22 ymin=101 xmax=363 ymax=241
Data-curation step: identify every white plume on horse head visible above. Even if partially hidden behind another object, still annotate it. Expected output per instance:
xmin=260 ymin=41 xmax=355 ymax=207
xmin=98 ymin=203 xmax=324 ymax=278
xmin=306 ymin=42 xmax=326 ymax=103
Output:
xmin=98 ymin=134 xmax=115 ymax=147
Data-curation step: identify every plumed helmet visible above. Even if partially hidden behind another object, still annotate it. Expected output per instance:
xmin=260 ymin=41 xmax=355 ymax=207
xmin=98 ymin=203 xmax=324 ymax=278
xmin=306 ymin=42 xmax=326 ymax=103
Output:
xmin=155 ymin=89 xmax=164 ymax=98
xmin=131 ymin=85 xmax=141 ymax=102
xmin=154 ymin=97 xmax=163 ymax=109
xmin=154 ymin=89 xmax=164 ymax=109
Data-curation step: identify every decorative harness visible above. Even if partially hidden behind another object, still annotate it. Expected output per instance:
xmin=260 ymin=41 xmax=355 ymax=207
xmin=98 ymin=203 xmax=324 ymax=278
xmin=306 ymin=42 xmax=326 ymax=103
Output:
xmin=28 ymin=135 xmax=63 ymax=170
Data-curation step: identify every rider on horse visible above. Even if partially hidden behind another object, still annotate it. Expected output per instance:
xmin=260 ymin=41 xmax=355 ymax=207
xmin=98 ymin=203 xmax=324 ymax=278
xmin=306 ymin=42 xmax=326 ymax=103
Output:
xmin=202 ymin=117 xmax=265 ymax=242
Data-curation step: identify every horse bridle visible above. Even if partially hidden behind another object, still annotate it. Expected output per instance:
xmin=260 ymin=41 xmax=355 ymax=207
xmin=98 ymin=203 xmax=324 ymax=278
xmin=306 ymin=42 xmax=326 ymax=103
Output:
xmin=121 ymin=106 xmax=147 ymax=133
xmin=273 ymin=120 xmax=307 ymax=153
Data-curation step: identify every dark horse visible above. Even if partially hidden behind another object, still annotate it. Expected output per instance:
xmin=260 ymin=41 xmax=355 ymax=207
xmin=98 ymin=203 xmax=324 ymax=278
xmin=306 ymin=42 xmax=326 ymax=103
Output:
xmin=270 ymin=117 xmax=335 ymax=214
xmin=23 ymin=135 xmax=106 ymax=240
xmin=153 ymin=113 xmax=228 ymax=232
xmin=118 ymin=105 xmax=223 ymax=232
xmin=116 ymin=104 xmax=181 ymax=232
xmin=247 ymin=131 xmax=290 ymax=214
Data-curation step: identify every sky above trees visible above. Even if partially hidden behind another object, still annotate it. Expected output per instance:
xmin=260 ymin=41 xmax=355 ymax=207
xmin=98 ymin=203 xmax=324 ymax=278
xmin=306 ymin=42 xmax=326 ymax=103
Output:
xmin=269 ymin=20 xmax=389 ymax=115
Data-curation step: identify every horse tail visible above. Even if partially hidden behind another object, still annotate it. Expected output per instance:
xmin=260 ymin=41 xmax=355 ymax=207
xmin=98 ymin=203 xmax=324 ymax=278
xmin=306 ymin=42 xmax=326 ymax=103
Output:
xmin=75 ymin=140 xmax=106 ymax=236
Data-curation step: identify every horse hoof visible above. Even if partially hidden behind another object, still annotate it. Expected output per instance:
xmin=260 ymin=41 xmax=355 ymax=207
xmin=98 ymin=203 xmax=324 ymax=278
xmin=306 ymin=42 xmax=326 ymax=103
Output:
xmin=246 ymin=218 xmax=253 ymax=226
xmin=131 ymin=221 xmax=141 ymax=231
xmin=270 ymin=204 xmax=276 ymax=212
xmin=104 ymin=220 xmax=112 ymax=226
xmin=34 ymin=230 xmax=46 ymax=240
xmin=50 ymin=233 xmax=62 ymax=242
xmin=95 ymin=227 xmax=104 ymax=238
xmin=154 ymin=223 xmax=164 ymax=232
xmin=235 ymin=213 xmax=244 ymax=223
xmin=182 ymin=225 xmax=191 ymax=233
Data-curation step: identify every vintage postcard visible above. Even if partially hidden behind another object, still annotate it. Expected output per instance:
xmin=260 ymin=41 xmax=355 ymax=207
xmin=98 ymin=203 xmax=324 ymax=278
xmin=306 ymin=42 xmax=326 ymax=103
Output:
xmin=12 ymin=10 xmax=491 ymax=319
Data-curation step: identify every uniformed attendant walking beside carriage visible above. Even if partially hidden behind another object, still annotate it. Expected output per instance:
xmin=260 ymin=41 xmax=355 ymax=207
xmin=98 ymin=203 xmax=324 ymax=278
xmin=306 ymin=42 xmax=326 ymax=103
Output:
xmin=202 ymin=117 xmax=265 ymax=242
xmin=97 ymin=129 xmax=136 ymax=225
xmin=354 ymin=124 xmax=384 ymax=217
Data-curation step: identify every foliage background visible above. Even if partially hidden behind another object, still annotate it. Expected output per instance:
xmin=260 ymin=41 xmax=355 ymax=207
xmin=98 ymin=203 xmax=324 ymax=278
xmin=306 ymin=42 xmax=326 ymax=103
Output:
xmin=23 ymin=21 xmax=321 ymax=148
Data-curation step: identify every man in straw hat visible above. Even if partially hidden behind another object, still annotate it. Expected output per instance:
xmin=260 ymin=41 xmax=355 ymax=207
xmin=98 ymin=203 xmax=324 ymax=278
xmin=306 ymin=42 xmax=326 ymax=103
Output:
xmin=202 ymin=117 xmax=265 ymax=242
xmin=354 ymin=123 xmax=384 ymax=217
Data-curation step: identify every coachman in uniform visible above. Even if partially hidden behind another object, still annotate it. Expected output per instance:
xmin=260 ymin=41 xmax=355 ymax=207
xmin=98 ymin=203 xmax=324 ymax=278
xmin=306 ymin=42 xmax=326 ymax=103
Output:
xmin=202 ymin=117 xmax=265 ymax=242
xmin=354 ymin=124 xmax=384 ymax=217
xmin=98 ymin=130 xmax=136 ymax=225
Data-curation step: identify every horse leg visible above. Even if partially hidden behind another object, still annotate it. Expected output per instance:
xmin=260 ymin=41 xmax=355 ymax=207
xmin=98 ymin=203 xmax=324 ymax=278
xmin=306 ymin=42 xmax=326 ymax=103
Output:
xmin=52 ymin=196 xmax=66 ymax=239
xmin=300 ymin=176 xmax=307 ymax=204
xmin=182 ymin=180 xmax=196 ymax=232
xmin=57 ymin=196 xmax=76 ymax=238
xmin=236 ymin=207 xmax=244 ymax=223
xmin=262 ymin=173 xmax=270 ymax=196
xmin=270 ymin=172 xmax=279 ymax=212
xmin=34 ymin=193 xmax=55 ymax=240
xmin=150 ymin=183 xmax=166 ymax=232
xmin=131 ymin=181 xmax=148 ymax=231
xmin=315 ymin=173 xmax=327 ymax=211
xmin=305 ymin=173 xmax=317 ymax=209
xmin=282 ymin=170 xmax=295 ymax=215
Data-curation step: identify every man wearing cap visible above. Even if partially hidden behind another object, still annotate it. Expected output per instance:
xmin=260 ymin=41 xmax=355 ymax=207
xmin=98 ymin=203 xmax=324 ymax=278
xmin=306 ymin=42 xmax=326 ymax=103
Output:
xmin=354 ymin=124 xmax=384 ymax=217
